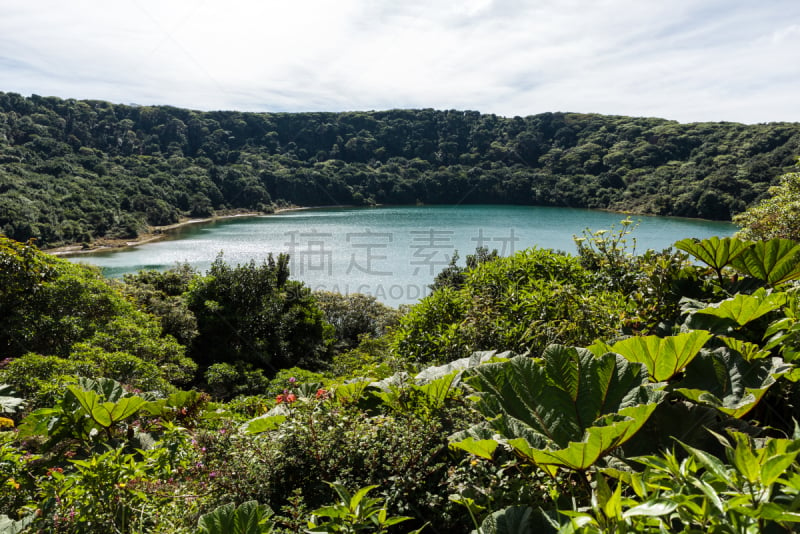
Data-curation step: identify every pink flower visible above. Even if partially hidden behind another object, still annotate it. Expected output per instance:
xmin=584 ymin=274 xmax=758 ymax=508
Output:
xmin=286 ymin=393 xmax=297 ymax=403
xmin=288 ymin=376 xmax=297 ymax=384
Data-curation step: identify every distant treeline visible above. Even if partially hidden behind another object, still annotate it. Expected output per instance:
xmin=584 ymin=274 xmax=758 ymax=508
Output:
xmin=1 ymin=91 xmax=799 ymax=247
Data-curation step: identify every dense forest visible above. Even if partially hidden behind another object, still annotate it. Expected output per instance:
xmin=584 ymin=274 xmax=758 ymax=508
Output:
xmin=2 ymin=91 xmax=800 ymax=247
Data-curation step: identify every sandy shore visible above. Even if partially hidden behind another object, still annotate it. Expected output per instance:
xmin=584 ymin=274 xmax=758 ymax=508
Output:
xmin=45 ymin=208 xmax=305 ymax=256
xmin=44 ymin=205 xmax=363 ymax=256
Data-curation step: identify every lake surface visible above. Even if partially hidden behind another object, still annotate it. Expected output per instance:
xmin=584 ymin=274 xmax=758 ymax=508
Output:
xmin=70 ymin=205 xmax=735 ymax=306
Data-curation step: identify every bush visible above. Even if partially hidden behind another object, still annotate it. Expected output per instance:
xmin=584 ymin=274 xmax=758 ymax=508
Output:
xmin=313 ymin=291 xmax=401 ymax=351
xmin=199 ymin=391 xmax=481 ymax=532
xmin=204 ymin=361 xmax=270 ymax=400
xmin=185 ymin=254 xmax=335 ymax=371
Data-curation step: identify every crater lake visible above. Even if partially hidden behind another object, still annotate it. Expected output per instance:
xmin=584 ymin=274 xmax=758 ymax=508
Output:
xmin=68 ymin=205 xmax=735 ymax=306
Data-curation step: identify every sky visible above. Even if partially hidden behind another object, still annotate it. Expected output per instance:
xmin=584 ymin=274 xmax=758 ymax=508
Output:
xmin=1 ymin=1 xmax=799 ymax=124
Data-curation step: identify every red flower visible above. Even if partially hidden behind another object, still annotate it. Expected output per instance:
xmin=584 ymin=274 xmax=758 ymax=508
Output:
xmin=315 ymin=388 xmax=328 ymax=399
xmin=286 ymin=393 xmax=297 ymax=403
xmin=275 ymin=394 xmax=285 ymax=404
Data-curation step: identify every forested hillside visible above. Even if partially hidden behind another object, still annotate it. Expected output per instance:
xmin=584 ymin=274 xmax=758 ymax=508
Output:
xmin=1 ymin=91 xmax=799 ymax=247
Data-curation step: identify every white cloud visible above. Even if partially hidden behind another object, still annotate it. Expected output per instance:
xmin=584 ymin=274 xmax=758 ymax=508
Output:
xmin=0 ymin=0 xmax=798 ymax=122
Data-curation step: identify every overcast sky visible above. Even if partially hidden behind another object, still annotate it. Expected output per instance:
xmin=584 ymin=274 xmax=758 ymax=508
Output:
xmin=1 ymin=1 xmax=798 ymax=123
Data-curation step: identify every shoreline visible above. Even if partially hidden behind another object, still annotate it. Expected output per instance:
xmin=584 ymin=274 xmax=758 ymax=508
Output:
xmin=43 ymin=202 xmax=730 ymax=257
xmin=45 ymin=206 xmax=316 ymax=256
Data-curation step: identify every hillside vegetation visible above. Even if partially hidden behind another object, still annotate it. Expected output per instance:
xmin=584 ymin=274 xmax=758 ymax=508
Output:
xmin=2 ymin=91 xmax=800 ymax=246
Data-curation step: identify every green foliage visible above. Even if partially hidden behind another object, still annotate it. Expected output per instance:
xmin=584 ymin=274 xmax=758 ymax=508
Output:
xmin=0 ymin=237 xmax=197 ymax=392
xmin=453 ymin=348 xmax=665 ymax=476
xmin=328 ymin=335 xmax=402 ymax=380
xmin=470 ymin=505 xmax=550 ymax=534
xmin=578 ymin=221 xmax=695 ymax=331
xmin=735 ymin=163 xmax=800 ymax=241
xmin=676 ymin=235 xmax=800 ymax=289
xmin=185 ymin=254 xmax=334 ymax=371
xmin=204 ymin=361 xmax=270 ymax=400
xmin=562 ymin=432 xmax=800 ymax=532
xmin=673 ymin=348 xmax=786 ymax=418
xmin=306 ymin=483 xmax=414 ymax=534
xmin=200 ymin=387 xmax=479 ymax=533
xmin=731 ymin=238 xmax=800 ymax=287
xmin=430 ymin=247 xmax=500 ymax=291
xmin=394 ymin=247 xmax=637 ymax=364
xmin=592 ymin=330 xmax=712 ymax=382
xmin=25 ymin=438 xmax=205 ymax=533
xmin=0 ymin=350 xmax=170 ymax=410
xmin=263 ymin=368 xmax=328 ymax=399
xmin=675 ymin=236 xmax=753 ymax=285
xmin=197 ymin=501 xmax=275 ymax=534
xmin=392 ymin=287 xmax=468 ymax=363
xmin=67 ymin=382 xmax=147 ymax=437
xmin=764 ymin=290 xmax=800 ymax=364
xmin=122 ymin=263 xmax=199 ymax=346
xmin=18 ymin=377 xmax=137 ymax=447
xmin=312 ymin=291 xmax=401 ymax=351
xmin=691 ymin=288 xmax=788 ymax=330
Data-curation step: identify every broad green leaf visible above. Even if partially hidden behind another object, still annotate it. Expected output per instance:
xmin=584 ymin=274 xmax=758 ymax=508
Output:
xmin=197 ymin=501 xmax=273 ymax=534
xmin=731 ymin=238 xmax=800 ymax=286
xmin=461 ymin=348 xmax=665 ymax=473
xmin=67 ymin=387 xmax=109 ymax=426
xmin=77 ymin=376 xmax=127 ymax=403
xmin=411 ymin=372 xmax=458 ymax=408
xmin=757 ymin=503 xmax=800 ymax=522
xmin=243 ymin=414 xmax=287 ymax=434
xmin=720 ymin=336 xmax=771 ymax=361
xmin=674 ymin=237 xmax=753 ymax=272
xmin=0 ymin=512 xmax=35 ymax=534
xmin=68 ymin=386 xmax=146 ymax=428
xmin=448 ymin=495 xmax=487 ymax=515
xmin=690 ymin=476 xmax=726 ymax=514
xmin=473 ymin=505 xmax=537 ymax=534
xmin=594 ymin=474 xmax=623 ymax=521
xmin=450 ymin=437 xmax=499 ymax=460
xmin=760 ymin=451 xmax=800 ymax=487
xmin=723 ymin=432 xmax=800 ymax=487
xmin=729 ymin=432 xmax=761 ymax=484
xmin=414 ymin=350 xmax=512 ymax=382
xmin=693 ymin=288 xmax=787 ymax=327
xmin=509 ymin=403 xmax=660 ymax=473
xmin=622 ymin=499 xmax=678 ymax=518
xmin=16 ymin=407 xmax=61 ymax=438
xmin=333 ymin=379 xmax=372 ymax=405
xmin=346 ymin=484 xmax=378 ymax=512
xmin=141 ymin=390 xmax=201 ymax=417
xmin=597 ymin=330 xmax=712 ymax=382
xmin=601 ymin=467 xmax=648 ymax=499
xmin=466 ymin=348 xmax=664 ymax=447
xmin=675 ymin=348 xmax=787 ymax=418
xmin=105 ymin=396 xmax=147 ymax=423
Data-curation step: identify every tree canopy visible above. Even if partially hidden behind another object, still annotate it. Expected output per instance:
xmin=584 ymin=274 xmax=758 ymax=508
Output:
xmin=1 ymin=92 xmax=799 ymax=247
xmin=733 ymin=160 xmax=800 ymax=240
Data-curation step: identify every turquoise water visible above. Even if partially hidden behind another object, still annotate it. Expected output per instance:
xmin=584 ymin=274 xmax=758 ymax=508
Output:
xmin=70 ymin=205 xmax=735 ymax=306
